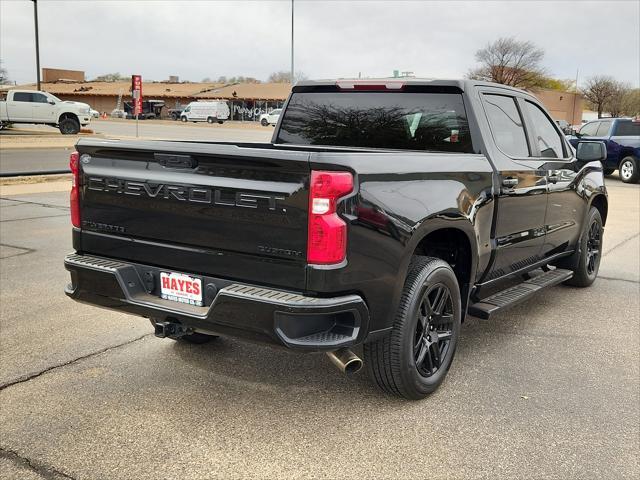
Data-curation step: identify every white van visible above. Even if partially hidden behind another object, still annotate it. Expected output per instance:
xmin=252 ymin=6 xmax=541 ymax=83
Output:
xmin=180 ymin=101 xmax=230 ymax=124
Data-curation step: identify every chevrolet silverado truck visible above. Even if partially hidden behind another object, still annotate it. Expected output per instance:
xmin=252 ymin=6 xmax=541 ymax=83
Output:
xmin=568 ymin=117 xmax=640 ymax=183
xmin=0 ymin=89 xmax=92 ymax=134
xmin=64 ymin=79 xmax=608 ymax=399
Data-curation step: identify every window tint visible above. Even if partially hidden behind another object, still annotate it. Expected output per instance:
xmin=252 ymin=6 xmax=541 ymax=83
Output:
xmin=524 ymin=101 xmax=564 ymax=158
xmin=579 ymin=122 xmax=599 ymax=137
xmin=13 ymin=92 xmax=32 ymax=102
xmin=596 ymin=121 xmax=611 ymax=136
xmin=32 ymin=93 xmax=49 ymax=104
xmin=277 ymin=92 xmax=473 ymax=152
xmin=483 ymin=94 xmax=529 ymax=157
xmin=613 ymin=120 xmax=640 ymax=136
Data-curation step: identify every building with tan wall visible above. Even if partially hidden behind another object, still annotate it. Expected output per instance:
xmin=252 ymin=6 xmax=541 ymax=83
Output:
xmin=531 ymin=88 xmax=583 ymax=125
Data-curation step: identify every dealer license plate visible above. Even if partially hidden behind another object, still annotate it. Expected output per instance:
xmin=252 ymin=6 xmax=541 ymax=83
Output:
xmin=160 ymin=272 xmax=203 ymax=307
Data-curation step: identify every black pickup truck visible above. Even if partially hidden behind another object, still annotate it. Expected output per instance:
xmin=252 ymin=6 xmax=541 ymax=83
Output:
xmin=64 ymin=79 xmax=608 ymax=399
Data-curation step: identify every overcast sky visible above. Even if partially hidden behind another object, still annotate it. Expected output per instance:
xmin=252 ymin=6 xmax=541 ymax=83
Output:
xmin=1 ymin=0 xmax=638 ymax=86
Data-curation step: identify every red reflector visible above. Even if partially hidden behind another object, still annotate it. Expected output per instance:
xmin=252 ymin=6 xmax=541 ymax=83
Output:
xmin=307 ymin=170 xmax=354 ymax=265
xmin=69 ymin=151 xmax=81 ymax=228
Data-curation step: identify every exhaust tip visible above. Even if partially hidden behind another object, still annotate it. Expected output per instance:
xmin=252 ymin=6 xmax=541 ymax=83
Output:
xmin=326 ymin=348 xmax=363 ymax=375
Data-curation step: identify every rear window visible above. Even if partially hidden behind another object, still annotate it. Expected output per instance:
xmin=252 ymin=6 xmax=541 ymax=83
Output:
xmin=276 ymin=92 xmax=473 ymax=152
xmin=614 ymin=121 xmax=640 ymax=136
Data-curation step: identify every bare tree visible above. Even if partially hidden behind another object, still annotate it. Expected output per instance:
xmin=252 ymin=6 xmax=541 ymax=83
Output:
xmin=467 ymin=37 xmax=546 ymax=90
xmin=606 ymin=81 xmax=631 ymax=118
xmin=267 ymin=70 xmax=308 ymax=83
xmin=0 ymin=59 xmax=8 ymax=84
xmin=621 ymin=88 xmax=640 ymax=117
xmin=582 ymin=76 xmax=618 ymax=118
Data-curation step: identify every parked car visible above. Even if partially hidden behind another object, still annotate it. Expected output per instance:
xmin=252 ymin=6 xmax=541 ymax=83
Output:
xmin=168 ymin=106 xmax=185 ymax=121
xmin=259 ymin=108 xmax=282 ymax=126
xmin=90 ymin=108 xmax=100 ymax=119
xmin=180 ymin=101 xmax=230 ymax=124
xmin=0 ymin=89 xmax=91 ymax=134
xmin=567 ymin=117 xmax=640 ymax=183
xmin=110 ymin=109 xmax=126 ymax=119
xmin=64 ymin=79 xmax=608 ymax=399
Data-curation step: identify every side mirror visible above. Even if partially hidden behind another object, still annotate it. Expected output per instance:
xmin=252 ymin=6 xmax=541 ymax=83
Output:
xmin=48 ymin=101 xmax=56 ymax=105
xmin=576 ymin=141 xmax=606 ymax=162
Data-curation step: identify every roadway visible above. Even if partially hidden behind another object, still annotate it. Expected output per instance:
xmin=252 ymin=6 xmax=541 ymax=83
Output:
xmin=0 ymin=175 xmax=638 ymax=479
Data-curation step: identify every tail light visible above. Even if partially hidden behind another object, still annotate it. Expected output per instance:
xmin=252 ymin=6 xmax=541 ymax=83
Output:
xmin=307 ymin=170 xmax=354 ymax=265
xmin=69 ymin=151 xmax=81 ymax=228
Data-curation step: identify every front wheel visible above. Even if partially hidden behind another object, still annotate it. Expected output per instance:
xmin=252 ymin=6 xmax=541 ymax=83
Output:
xmin=261 ymin=118 xmax=268 ymax=126
xmin=619 ymin=156 xmax=639 ymax=184
xmin=180 ymin=116 xmax=187 ymax=122
xmin=207 ymin=117 xmax=215 ymax=124
xmin=562 ymin=207 xmax=603 ymax=287
xmin=364 ymin=257 xmax=461 ymax=400
xmin=59 ymin=117 xmax=80 ymax=135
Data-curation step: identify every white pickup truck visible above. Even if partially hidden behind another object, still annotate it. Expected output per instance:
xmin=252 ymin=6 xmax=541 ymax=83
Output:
xmin=0 ymin=89 xmax=92 ymax=134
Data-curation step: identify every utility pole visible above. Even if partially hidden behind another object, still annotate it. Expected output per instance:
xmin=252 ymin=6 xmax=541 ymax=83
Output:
xmin=290 ymin=0 xmax=294 ymax=85
xmin=32 ymin=0 xmax=41 ymax=90
xmin=572 ymin=68 xmax=579 ymax=126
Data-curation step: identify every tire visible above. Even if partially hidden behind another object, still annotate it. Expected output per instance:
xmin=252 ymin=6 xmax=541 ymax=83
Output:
xmin=562 ymin=207 xmax=603 ymax=287
xmin=207 ymin=117 xmax=215 ymax=124
xmin=217 ymin=120 xmax=224 ymax=124
xmin=619 ymin=156 xmax=639 ymax=184
xmin=602 ymin=168 xmax=615 ymax=176
xmin=261 ymin=118 xmax=269 ymax=126
xmin=180 ymin=116 xmax=187 ymax=122
xmin=58 ymin=117 xmax=80 ymax=135
xmin=363 ymin=256 xmax=461 ymax=399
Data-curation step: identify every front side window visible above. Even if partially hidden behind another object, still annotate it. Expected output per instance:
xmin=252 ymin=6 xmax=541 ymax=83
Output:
xmin=32 ymin=93 xmax=49 ymax=104
xmin=596 ymin=121 xmax=612 ymax=137
xmin=579 ymin=122 xmax=599 ymax=137
xmin=524 ymin=101 xmax=564 ymax=158
xmin=613 ymin=120 xmax=640 ymax=136
xmin=13 ymin=92 xmax=32 ymax=102
xmin=277 ymin=91 xmax=473 ymax=152
xmin=483 ymin=94 xmax=529 ymax=157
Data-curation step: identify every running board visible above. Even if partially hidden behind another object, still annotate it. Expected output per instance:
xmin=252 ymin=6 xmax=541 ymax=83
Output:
xmin=468 ymin=268 xmax=573 ymax=320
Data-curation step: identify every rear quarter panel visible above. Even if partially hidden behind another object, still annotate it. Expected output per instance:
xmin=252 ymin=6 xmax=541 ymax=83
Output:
xmin=306 ymin=150 xmax=495 ymax=334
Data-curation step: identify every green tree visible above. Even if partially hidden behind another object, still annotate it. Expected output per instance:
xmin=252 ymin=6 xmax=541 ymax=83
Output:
xmin=93 ymin=72 xmax=127 ymax=82
xmin=0 ymin=59 xmax=8 ymax=84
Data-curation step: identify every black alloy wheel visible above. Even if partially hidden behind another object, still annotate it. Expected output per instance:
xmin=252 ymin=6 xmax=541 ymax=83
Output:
xmin=585 ymin=217 xmax=602 ymax=276
xmin=413 ymin=283 xmax=455 ymax=378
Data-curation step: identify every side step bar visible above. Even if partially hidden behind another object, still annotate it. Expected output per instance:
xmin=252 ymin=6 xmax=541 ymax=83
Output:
xmin=468 ymin=268 xmax=573 ymax=320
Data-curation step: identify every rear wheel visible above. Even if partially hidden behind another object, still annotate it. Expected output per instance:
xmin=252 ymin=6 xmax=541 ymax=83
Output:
xmin=364 ymin=256 xmax=461 ymax=399
xmin=562 ymin=207 xmax=603 ymax=287
xmin=59 ymin=117 xmax=80 ymax=134
xmin=207 ymin=117 xmax=215 ymax=124
xmin=619 ymin=156 xmax=639 ymax=184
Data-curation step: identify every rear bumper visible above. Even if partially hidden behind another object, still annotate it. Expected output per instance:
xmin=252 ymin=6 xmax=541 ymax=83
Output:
xmin=64 ymin=253 xmax=369 ymax=351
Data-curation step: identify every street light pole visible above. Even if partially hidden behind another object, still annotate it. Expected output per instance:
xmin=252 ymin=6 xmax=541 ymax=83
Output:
xmin=32 ymin=0 xmax=41 ymax=90
xmin=290 ymin=0 xmax=294 ymax=85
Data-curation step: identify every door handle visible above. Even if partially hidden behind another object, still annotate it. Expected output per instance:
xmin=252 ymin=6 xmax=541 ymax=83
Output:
xmin=502 ymin=177 xmax=518 ymax=188
xmin=547 ymin=171 xmax=560 ymax=184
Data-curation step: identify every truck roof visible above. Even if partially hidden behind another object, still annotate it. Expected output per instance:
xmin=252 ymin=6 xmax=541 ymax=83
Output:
xmin=294 ymin=78 xmax=530 ymax=96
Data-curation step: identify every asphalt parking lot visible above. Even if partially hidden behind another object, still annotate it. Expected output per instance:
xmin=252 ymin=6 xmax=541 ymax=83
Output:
xmin=0 ymin=174 xmax=638 ymax=478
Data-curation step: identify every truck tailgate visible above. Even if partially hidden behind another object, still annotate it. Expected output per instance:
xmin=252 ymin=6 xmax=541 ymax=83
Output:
xmin=75 ymin=140 xmax=310 ymax=289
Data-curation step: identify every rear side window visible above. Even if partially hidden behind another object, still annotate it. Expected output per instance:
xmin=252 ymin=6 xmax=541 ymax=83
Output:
xmin=13 ymin=92 xmax=32 ymax=102
xmin=579 ymin=122 xmax=599 ymax=137
xmin=276 ymin=92 xmax=473 ymax=152
xmin=524 ymin=101 xmax=564 ymax=158
xmin=596 ymin=121 xmax=612 ymax=136
xmin=614 ymin=121 xmax=640 ymax=136
xmin=483 ymin=94 xmax=529 ymax=157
